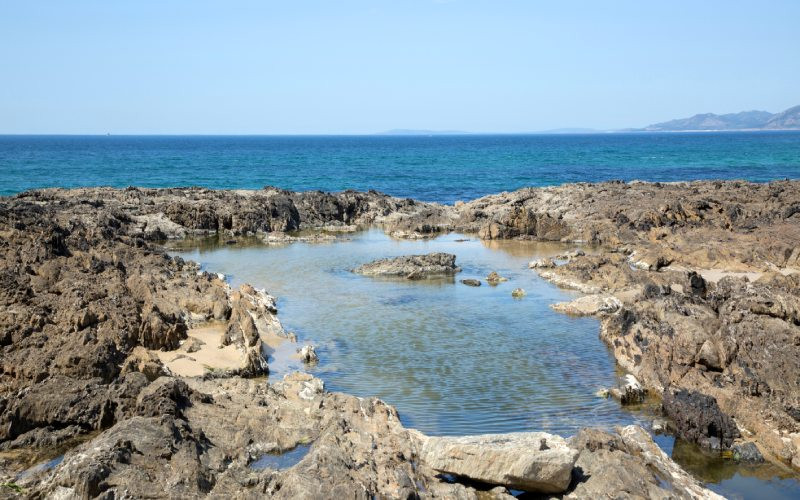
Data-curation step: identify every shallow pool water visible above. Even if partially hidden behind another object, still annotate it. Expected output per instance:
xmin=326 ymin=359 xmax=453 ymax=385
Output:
xmin=250 ymin=444 xmax=312 ymax=471
xmin=174 ymin=230 xmax=643 ymax=437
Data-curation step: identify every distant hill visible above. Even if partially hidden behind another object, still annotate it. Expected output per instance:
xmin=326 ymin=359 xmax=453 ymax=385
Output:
xmin=763 ymin=105 xmax=800 ymax=129
xmin=640 ymin=105 xmax=800 ymax=131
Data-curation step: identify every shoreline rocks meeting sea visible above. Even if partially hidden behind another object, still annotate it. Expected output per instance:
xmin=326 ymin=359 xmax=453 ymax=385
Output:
xmin=1 ymin=180 xmax=799 ymax=498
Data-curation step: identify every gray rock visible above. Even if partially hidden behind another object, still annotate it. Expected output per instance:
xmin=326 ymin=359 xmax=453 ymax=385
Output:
xmin=732 ymin=441 xmax=764 ymax=463
xmin=418 ymin=432 xmax=578 ymax=493
xmin=663 ymin=389 xmax=740 ymax=451
xmin=354 ymin=252 xmax=460 ymax=279
xmin=460 ymin=279 xmax=481 ymax=287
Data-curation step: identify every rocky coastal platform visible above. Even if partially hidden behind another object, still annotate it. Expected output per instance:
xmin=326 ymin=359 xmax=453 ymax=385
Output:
xmin=1 ymin=181 xmax=798 ymax=497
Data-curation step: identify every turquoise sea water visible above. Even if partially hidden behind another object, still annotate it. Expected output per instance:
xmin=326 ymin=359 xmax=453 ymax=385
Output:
xmin=2 ymin=132 xmax=799 ymax=201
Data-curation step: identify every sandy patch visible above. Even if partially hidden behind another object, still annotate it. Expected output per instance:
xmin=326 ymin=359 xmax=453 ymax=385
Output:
xmin=155 ymin=324 xmax=242 ymax=377
xmin=153 ymin=323 xmax=298 ymax=378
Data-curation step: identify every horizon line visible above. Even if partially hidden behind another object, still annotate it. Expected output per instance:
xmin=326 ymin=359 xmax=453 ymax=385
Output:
xmin=3 ymin=130 xmax=800 ymax=137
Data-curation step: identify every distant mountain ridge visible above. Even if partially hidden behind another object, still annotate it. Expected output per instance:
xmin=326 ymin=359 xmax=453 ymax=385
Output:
xmin=641 ymin=105 xmax=800 ymax=131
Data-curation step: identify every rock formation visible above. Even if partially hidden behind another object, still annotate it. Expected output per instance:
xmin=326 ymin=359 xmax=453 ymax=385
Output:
xmin=1 ymin=180 xmax=798 ymax=496
xmin=353 ymin=252 xmax=460 ymax=279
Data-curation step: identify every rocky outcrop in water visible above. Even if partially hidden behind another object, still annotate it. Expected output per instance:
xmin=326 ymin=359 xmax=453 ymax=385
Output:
xmin=353 ymin=252 xmax=460 ymax=279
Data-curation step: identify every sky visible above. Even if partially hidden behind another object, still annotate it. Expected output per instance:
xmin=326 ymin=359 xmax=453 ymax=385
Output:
xmin=1 ymin=1 xmax=798 ymax=134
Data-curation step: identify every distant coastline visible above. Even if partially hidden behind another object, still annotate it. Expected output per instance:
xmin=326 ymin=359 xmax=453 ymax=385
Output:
xmin=374 ymin=104 xmax=800 ymax=135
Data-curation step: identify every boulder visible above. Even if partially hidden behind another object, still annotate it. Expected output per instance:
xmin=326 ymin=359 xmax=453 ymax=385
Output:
xmin=662 ymin=389 xmax=740 ymax=450
xmin=460 ymin=279 xmax=481 ymax=287
xmin=486 ymin=271 xmax=508 ymax=284
xmin=297 ymin=344 xmax=319 ymax=364
xmin=511 ymin=288 xmax=526 ymax=298
xmin=418 ymin=432 xmax=578 ymax=493
xmin=353 ymin=253 xmax=460 ymax=279
xmin=609 ymin=374 xmax=646 ymax=405
xmin=528 ymin=257 xmax=556 ymax=269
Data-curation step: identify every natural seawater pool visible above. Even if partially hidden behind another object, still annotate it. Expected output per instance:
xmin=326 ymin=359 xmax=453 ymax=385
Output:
xmin=175 ymin=230 xmax=636 ymax=436
xmin=171 ymin=229 xmax=800 ymax=498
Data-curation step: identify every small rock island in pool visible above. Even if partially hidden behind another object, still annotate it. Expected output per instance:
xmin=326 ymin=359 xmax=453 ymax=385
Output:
xmin=353 ymin=252 xmax=461 ymax=279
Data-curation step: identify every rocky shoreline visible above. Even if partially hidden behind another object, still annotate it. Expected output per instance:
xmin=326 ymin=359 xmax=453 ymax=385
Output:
xmin=1 ymin=181 xmax=799 ymax=497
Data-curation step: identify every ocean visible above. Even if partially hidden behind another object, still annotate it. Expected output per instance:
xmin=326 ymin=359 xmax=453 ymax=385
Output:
xmin=1 ymin=132 xmax=799 ymax=201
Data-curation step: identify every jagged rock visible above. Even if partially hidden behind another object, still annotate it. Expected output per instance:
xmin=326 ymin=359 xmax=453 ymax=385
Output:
xmin=568 ymin=426 xmax=725 ymax=499
xmin=274 ymin=372 xmax=325 ymax=401
xmin=354 ymin=252 xmax=460 ymax=279
xmin=663 ymin=389 xmax=741 ymax=450
xmin=297 ymin=344 xmax=319 ymax=364
xmin=120 ymin=346 xmax=170 ymax=382
xmin=3 ymin=181 xmax=800 ymax=485
xmin=418 ymin=432 xmax=578 ymax=493
xmin=609 ymin=374 xmax=646 ymax=405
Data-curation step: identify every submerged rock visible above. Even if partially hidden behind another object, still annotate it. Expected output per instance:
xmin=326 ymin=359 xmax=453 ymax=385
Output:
xmin=418 ymin=432 xmax=578 ymax=493
xmin=353 ymin=252 xmax=461 ymax=280
xmin=460 ymin=278 xmax=481 ymax=287
xmin=511 ymin=288 xmax=526 ymax=298
xmin=486 ymin=271 xmax=508 ymax=284
xmin=732 ymin=441 xmax=764 ymax=463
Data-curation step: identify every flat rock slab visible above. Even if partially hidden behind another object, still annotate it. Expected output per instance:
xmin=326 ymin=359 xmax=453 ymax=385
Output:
xmin=418 ymin=432 xmax=578 ymax=493
xmin=550 ymin=294 xmax=622 ymax=316
xmin=353 ymin=252 xmax=460 ymax=279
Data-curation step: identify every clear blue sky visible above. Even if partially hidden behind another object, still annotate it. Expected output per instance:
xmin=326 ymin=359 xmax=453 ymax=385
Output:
xmin=1 ymin=1 xmax=798 ymax=134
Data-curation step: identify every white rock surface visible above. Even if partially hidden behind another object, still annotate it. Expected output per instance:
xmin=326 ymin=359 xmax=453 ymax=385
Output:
xmin=418 ymin=432 xmax=578 ymax=493
xmin=550 ymin=294 xmax=622 ymax=316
